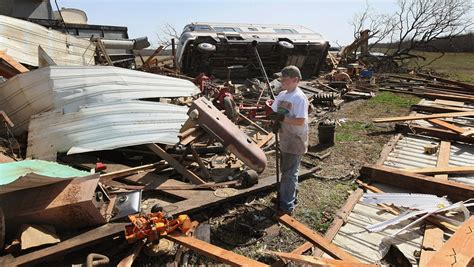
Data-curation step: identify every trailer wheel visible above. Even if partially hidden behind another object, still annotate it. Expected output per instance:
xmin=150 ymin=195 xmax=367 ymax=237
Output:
xmin=197 ymin=43 xmax=216 ymax=52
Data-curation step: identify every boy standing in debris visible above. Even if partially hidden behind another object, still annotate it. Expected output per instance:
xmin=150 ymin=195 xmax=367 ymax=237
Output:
xmin=271 ymin=65 xmax=309 ymax=215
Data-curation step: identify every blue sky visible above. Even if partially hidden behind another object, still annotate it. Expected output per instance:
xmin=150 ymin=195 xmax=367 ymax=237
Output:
xmin=53 ymin=1 xmax=402 ymax=46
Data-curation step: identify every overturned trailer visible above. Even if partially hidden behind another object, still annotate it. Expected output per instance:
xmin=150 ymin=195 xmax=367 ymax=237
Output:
xmin=176 ymin=22 xmax=330 ymax=79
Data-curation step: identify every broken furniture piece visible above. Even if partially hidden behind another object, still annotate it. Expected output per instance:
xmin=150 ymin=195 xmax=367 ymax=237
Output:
xmin=180 ymin=97 xmax=267 ymax=173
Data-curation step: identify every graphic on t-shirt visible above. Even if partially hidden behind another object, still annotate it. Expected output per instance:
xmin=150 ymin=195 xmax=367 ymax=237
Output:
xmin=277 ymin=100 xmax=292 ymax=115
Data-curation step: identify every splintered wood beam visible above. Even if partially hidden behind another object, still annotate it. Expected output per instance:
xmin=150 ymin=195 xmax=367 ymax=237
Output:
xmin=165 ymin=233 xmax=268 ymax=267
xmin=278 ymin=214 xmax=360 ymax=262
xmin=360 ymin=165 xmax=474 ymax=202
xmin=99 ymin=161 xmax=166 ymax=182
xmin=269 ymin=251 xmax=376 ymax=267
xmin=373 ymin=111 xmax=474 ymax=123
xmin=427 ymin=216 xmax=474 ymax=266
xmin=147 ymin=144 xmax=206 ymax=185
xmin=435 ymin=141 xmax=451 ymax=180
xmin=405 ymin=166 xmax=474 ymax=175
xmin=142 ymin=45 xmax=164 ymax=69
xmin=428 ymin=119 xmax=466 ymax=134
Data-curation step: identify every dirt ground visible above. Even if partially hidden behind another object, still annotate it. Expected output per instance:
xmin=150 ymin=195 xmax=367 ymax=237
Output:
xmin=166 ymin=91 xmax=421 ymax=265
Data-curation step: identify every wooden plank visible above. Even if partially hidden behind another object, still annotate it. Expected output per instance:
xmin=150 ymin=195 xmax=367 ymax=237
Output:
xmin=142 ymin=45 xmax=164 ymax=69
xmin=238 ymin=112 xmax=269 ymax=135
xmin=0 ymin=51 xmax=28 ymax=73
xmin=0 ymin=111 xmax=14 ymax=128
xmin=395 ymin=124 xmax=474 ymax=144
xmin=428 ymin=119 xmax=466 ymax=134
xmin=434 ymin=99 xmax=465 ymax=107
xmin=313 ymin=189 xmax=364 ymax=257
xmin=0 ymin=223 xmax=127 ymax=266
xmin=427 ymin=216 xmax=474 ymax=266
xmin=271 ymin=243 xmax=313 ymax=267
xmin=99 ymin=161 xmax=166 ymax=182
xmin=166 ymin=167 xmax=319 ymax=216
xmin=417 ymin=73 xmax=474 ymax=90
xmin=373 ymin=111 xmax=474 ymax=123
xmin=257 ymin=133 xmax=274 ymax=148
xmin=272 ymin=189 xmax=362 ymax=266
xmin=376 ymin=134 xmax=402 ymax=165
xmin=147 ymin=144 xmax=206 ymax=185
xmin=278 ymin=214 xmax=360 ymax=262
xmin=412 ymin=104 xmax=473 ymax=114
xmin=165 ymin=233 xmax=268 ymax=267
xmin=424 ymin=92 xmax=474 ymax=104
xmin=419 ymin=225 xmax=444 ymax=267
xmin=270 ymin=251 xmax=376 ymax=267
xmin=360 ymin=165 xmax=474 ymax=202
xmin=189 ymin=146 xmax=210 ymax=179
xmin=435 ymin=141 xmax=451 ymax=180
xmin=405 ymin=166 xmax=474 ymax=175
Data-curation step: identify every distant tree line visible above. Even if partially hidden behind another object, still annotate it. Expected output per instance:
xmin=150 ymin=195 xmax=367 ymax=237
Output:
xmin=374 ymin=32 xmax=474 ymax=53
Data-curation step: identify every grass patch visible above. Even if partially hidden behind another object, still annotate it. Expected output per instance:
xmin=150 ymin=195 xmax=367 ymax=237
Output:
xmin=368 ymin=91 xmax=420 ymax=109
xmin=335 ymin=121 xmax=376 ymax=143
xmin=297 ymin=181 xmax=353 ymax=233
xmin=401 ymin=51 xmax=474 ymax=83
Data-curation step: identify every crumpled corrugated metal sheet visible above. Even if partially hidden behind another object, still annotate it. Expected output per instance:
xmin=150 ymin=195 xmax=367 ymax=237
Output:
xmin=0 ymin=159 xmax=88 ymax=194
xmin=27 ymin=100 xmax=189 ymax=160
xmin=0 ymin=66 xmax=199 ymax=134
xmin=0 ymin=15 xmax=95 ymax=67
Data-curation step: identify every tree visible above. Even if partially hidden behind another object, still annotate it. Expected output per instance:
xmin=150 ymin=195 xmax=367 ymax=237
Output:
xmin=156 ymin=23 xmax=180 ymax=47
xmin=351 ymin=0 xmax=473 ymax=67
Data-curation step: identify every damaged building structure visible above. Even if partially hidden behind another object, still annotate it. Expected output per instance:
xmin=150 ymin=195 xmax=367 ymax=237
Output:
xmin=0 ymin=0 xmax=473 ymax=266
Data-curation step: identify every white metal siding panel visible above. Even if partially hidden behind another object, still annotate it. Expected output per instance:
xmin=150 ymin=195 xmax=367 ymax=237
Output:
xmin=0 ymin=15 xmax=95 ymax=66
xmin=0 ymin=66 xmax=199 ymax=134
xmin=27 ymin=100 xmax=189 ymax=160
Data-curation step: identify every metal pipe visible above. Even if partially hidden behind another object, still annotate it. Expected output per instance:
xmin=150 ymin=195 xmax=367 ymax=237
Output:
xmin=252 ymin=41 xmax=276 ymax=105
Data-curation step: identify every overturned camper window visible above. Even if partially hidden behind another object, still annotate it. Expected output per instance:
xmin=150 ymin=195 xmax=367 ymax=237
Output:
xmin=214 ymin=27 xmax=243 ymax=33
xmin=248 ymin=27 xmax=258 ymax=31
xmin=184 ymin=25 xmax=213 ymax=32
xmin=274 ymin=28 xmax=298 ymax=34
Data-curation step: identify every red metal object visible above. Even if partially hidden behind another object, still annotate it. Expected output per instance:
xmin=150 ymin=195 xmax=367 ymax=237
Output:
xmin=95 ymin=162 xmax=107 ymax=172
xmin=125 ymin=212 xmax=192 ymax=243
xmin=193 ymin=73 xmax=210 ymax=92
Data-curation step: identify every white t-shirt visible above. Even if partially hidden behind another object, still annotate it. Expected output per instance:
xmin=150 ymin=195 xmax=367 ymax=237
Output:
xmin=271 ymin=87 xmax=309 ymax=155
